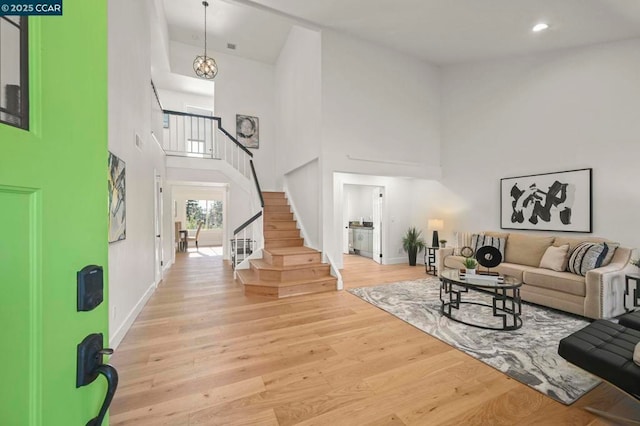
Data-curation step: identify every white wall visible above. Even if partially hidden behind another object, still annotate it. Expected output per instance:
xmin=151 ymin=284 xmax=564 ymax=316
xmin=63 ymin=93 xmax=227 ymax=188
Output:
xmin=108 ymin=0 xmax=168 ymax=348
xmin=275 ymin=26 xmax=322 ymax=185
xmin=157 ymin=88 xmax=215 ymax=113
xmin=169 ymin=41 xmax=277 ymax=191
xmin=344 ymin=185 xmax=375 ymax=223
xmin=321 ymin=30 xmax=442 ymax=180
xmin=441 ymin=38 xmax=640 ymax=250
xmin=284 ymin=159 xmax=320 ymax=249
xmin=319 ymin=30 xmax=443 ymax=269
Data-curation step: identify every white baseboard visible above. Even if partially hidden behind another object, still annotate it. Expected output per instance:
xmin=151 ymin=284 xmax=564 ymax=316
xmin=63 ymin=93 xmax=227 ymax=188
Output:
xmin=109 ymin=281 xmax=156 ymax=350
xmin=386 ymin=256 xmax=410 ymax=265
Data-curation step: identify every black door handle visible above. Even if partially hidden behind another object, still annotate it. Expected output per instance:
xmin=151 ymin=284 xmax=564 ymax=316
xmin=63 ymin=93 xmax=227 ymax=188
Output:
xmin=86 ymin=364 xmax=118 ymax=426
xmin=77 ymin=333 xmax=119 ymax=426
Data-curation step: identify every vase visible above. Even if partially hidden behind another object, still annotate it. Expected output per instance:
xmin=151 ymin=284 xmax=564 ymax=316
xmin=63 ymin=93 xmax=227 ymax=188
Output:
xmin=408 ymin=247 xmax=417 ymax=266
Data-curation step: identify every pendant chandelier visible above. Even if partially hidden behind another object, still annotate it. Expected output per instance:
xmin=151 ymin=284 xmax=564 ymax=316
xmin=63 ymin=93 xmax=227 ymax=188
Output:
xmin=193 ymin=1 xmax=218 ymax=79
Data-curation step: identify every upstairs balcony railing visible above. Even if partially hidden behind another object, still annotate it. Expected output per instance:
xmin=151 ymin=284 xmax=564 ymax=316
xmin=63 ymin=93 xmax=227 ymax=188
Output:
xmin=161 ymin=110 xmax=252 ymax=180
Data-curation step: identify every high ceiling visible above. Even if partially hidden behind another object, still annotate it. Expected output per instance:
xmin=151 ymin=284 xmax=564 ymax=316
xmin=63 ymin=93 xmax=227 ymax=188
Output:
xmin=162 ymin=0 xmax=640 ymax=64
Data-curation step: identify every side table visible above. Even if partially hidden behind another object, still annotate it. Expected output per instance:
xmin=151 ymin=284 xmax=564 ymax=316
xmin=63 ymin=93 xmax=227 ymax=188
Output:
xmin=424 ymin=247 xmax=438 ymax=276
xmin=625 ymin=273 xmax=640 ymax=312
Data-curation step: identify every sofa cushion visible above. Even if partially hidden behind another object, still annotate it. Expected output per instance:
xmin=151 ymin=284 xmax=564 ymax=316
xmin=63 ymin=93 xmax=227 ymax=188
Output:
xmin=539 ymin=244 xmax=570 ymax=272
xmin=492 ymin=263 xmax=539 ymax=282
xmin=567 ymin=242 xmax=619 ymax=276
xmin=504 ymin=233 xmax=555 ymax=267
xmin=444 ymin=255 xmax=466 ymax=270
xmin=523 ymin=269 xmax=586 ymax=297
xmin=484 ymin=231 xmax=510 ymax=239
xmin=554 ymin=236 xmax=610 ymax=252
xmin=471 ymin=234 xmax=506 ymax=260
xmin=453 ymin=232 xmax=473 ymax=256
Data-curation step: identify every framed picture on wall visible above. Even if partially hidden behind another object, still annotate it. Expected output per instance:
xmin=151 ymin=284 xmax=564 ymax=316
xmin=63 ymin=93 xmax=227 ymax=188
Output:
xmin=500 ymin=168 xmax=592 ymax=232
xmin=108 ymin=151 xmax=127 ymax=242
xmin=236 ymin=114 xmax=259 ymax=149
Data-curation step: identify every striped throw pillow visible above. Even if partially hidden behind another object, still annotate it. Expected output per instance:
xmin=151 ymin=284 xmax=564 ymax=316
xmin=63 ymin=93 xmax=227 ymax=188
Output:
xmin=567 ymin=242 xmax=618 ymax=276
xmin=453 ymin=232 xmax=473 ymax=256
xmin=471 ymin=234 xmax=506 ymax=260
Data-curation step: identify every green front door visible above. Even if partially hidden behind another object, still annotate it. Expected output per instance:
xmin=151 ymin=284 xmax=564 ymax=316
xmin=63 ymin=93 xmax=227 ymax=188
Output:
xmin=0 ymin=1 xmax=109 ymax=424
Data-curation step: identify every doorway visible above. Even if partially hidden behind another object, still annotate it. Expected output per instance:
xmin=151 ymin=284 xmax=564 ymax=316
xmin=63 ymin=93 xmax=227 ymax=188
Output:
xmin=154 ymin=173 xmax=164 ymax=285
xmin=342 ymin=184 xmax=385 ymax=264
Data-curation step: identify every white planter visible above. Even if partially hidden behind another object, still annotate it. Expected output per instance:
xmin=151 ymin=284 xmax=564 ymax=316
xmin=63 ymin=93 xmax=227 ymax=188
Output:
xmin=466 ymin=268 xmax=476 ymax=274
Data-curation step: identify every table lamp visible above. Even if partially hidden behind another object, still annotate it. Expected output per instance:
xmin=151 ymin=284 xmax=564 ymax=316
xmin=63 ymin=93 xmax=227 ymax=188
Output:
xmin=428 ymin=219 xmax=443 ymax=248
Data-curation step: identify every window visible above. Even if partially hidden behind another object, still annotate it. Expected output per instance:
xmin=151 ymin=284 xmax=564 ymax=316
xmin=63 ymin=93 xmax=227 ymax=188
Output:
xmin=186 ymin=200 xmax=223 ymax=230
xmin=0 ymin=16 xmax=28 ymax=129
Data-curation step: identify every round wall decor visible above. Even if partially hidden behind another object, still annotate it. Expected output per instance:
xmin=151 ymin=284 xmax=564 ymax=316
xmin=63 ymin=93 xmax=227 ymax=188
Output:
xmin=460 ymin=246 xmax=474 ymax=258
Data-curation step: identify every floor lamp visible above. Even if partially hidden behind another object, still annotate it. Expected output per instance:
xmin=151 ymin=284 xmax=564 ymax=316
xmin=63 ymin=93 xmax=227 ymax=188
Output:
xmin=428 ymin=219 xmax=443 ymax=248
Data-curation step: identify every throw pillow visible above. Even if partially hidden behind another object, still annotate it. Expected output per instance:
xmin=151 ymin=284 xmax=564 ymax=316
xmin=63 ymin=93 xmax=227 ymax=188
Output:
xmin=539 ymin=244 xmax=570 ymax=272
xmin=453 ymin=232 xmax=473 ymax=256
xmin=471 ymin=233 xmax=506 ymax=261
xmin=567 ymin=242 xmax=619 ymax=276
xmin=635 ymin=342 xmax=640 ymax=367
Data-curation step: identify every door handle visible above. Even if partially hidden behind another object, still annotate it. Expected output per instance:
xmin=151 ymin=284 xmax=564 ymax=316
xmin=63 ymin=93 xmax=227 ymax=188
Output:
xmin=77 ymin=333 xmax=119 ymax=426
xmin=156 ymin=234 xmax=161 ymax=238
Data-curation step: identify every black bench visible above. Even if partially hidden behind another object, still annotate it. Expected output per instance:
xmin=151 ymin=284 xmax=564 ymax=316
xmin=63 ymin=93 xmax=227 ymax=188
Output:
xmin=619 ymin=310 xmax=640 ymax=331
xmin=558 ymin=312 xmax=640 ymax=422
xmin=558 ymin=320 xmax=640 ymax=399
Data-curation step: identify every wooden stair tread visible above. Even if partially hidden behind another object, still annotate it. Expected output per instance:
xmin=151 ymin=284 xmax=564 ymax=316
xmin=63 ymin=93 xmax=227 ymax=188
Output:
xmin=264 ymin=237 xmax=304 ymax=243
xmin=264 ymin=247 xmax=319 ymax=256
xmin=250 ymin=259 xmax=328 ymax=272
xmin=239 ymin=272 xmax=335 ymax=288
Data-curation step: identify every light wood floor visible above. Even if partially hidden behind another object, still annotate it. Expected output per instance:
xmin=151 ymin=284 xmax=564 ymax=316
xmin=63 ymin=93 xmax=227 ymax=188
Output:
xmin=110 ymin=251 xmax=638 ymax=425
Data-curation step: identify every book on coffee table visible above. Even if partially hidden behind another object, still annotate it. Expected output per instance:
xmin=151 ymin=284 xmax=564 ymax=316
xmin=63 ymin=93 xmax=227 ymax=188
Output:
xmin=459 ymin=273 xmax=504 ymax=283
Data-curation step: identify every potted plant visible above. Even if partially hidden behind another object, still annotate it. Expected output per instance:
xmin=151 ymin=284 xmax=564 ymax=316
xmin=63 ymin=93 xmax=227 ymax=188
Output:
xmin=402 ymin=227 xmax=426 ymax=266
xmin=439 ymin=239 xmax=447 ymax=248
xmin=463 ymin=257 xmax=477 ymax=274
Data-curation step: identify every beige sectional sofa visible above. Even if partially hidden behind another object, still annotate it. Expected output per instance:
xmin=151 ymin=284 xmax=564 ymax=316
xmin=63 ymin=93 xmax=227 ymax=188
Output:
xmin=437 ymin=231 xmax=637 ymax=319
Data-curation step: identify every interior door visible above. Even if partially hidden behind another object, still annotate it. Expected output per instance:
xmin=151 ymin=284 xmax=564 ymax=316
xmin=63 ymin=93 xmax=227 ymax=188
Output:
xmin=0 ymin=3 xmax=110 ymax=424
xmin=154 ymin=173 xmax=163 ymax=285
xmin=372 ymin=187 xmax=384 ymax=264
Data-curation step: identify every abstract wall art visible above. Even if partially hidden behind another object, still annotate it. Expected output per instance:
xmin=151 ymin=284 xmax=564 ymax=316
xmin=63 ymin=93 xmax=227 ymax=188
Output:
xmin=108 ymin=151 xmax=126 ymax=242
xmin=500 ymin=168 xmax=592 ymax=232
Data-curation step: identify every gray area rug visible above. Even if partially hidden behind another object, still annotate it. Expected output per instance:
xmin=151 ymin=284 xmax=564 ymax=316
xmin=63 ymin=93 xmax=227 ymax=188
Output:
xmin=348 ymin=277 xmax=600 ymax=405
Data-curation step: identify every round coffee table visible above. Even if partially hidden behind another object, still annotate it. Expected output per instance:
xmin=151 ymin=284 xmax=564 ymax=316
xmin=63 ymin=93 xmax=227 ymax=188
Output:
xmin=439 ymin=269 xmax=523 ymax=331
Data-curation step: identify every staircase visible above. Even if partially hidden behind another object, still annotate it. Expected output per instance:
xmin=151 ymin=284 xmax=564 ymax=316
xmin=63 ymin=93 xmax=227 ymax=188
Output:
xmin=236 ymin=191 xmax=337 ymax=298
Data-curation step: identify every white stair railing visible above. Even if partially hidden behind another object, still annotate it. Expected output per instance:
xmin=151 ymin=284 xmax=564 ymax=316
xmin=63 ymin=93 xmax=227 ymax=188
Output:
xmin=161 ymin=109 xmax=252 ymax=180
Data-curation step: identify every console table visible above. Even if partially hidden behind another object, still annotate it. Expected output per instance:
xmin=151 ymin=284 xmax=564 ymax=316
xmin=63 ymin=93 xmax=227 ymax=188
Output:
xmin=625 ymin=273 xmax=640 ymax=312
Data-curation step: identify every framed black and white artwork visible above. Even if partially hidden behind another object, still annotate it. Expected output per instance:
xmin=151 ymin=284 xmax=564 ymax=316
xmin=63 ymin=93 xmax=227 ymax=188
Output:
xmin=236 ymin=114 xmax=259 ymax=149
xmin=500 ymin=168 xmax=592 ymax=233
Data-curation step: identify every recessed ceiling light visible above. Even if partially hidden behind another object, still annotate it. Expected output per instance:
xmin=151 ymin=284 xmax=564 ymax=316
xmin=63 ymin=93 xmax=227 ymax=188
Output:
xmin=532 ymin=23 xmax=549 ymax=32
